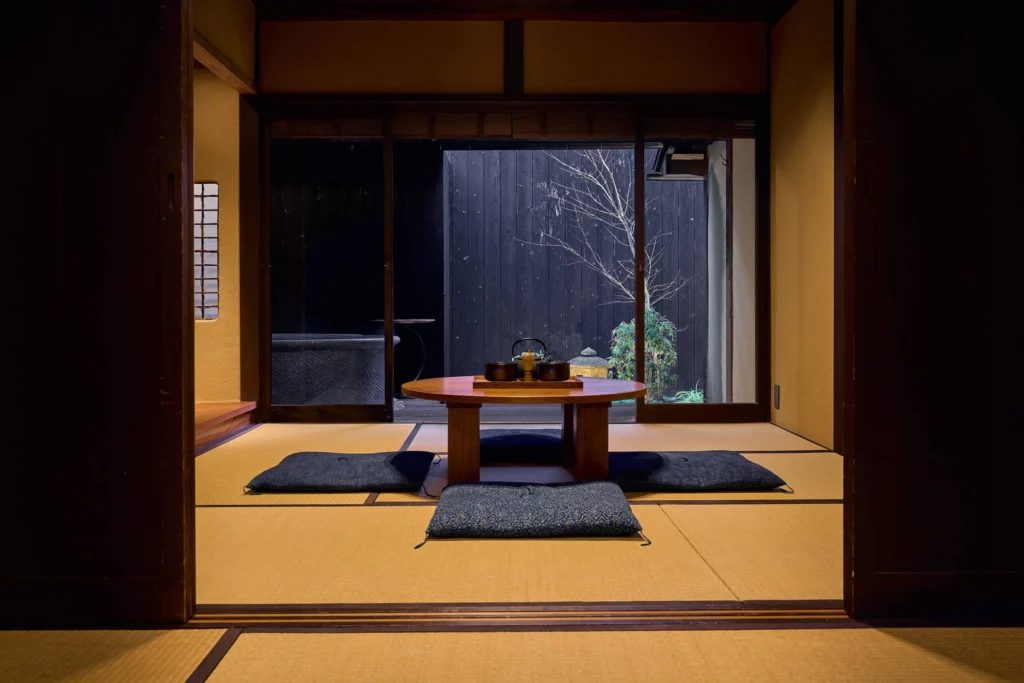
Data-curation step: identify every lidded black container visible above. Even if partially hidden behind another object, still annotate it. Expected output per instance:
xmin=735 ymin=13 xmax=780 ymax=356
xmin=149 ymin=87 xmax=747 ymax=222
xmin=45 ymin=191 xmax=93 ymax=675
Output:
xmin=484 ymin=361 xmax=518 ymax=382
xmin=536 ymin=361 xmax=571 ymax=381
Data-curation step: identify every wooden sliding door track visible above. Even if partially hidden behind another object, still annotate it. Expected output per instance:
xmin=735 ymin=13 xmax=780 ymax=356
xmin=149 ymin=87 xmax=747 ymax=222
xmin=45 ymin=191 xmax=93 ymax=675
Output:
xmin=190 ymin=600 xmax=848 ymax=631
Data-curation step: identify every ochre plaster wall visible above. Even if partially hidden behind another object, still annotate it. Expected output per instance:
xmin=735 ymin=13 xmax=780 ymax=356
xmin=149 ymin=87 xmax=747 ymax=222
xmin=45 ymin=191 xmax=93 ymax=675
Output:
xmin=524 ymin=21 xmax=767 ymax=94
xmin=769 ymin=0 xmax=835 ymax=447
xmin=194 ymin=70 xmax=241 ymax=401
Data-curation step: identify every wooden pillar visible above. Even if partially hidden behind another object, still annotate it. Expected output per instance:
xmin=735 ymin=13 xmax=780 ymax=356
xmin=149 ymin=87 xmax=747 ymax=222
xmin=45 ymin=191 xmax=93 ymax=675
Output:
xmin=8 ymin=0 xmax=194 ymax=626
xmin=574 ymin=402 xmax=610 ymax=480
xmin=447 ymin=403 xmax=481 ymax=483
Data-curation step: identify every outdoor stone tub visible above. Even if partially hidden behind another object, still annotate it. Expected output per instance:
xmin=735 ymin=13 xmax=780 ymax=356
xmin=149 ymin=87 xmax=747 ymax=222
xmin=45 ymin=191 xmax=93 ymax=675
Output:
xmin=271 ymin=333 xmax=400 ymax=405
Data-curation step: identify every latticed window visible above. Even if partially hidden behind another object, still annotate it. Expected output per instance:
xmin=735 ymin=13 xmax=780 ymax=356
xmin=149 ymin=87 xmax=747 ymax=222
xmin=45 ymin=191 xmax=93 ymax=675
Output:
xmin=194 ymin=182 xmax=219 ymax=320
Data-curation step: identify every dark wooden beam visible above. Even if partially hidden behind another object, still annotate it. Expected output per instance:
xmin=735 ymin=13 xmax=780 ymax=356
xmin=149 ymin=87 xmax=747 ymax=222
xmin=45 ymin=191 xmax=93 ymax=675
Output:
xmin=257 ymin=119 xmax=273 ymax=422
xmin=239 ymin=97 xmax=261 ymax=403
xmin=194 ymin=31 xmax=257 ymax=95
xmin=503 ymin=20 xmax=524 ymax=97
xmin=754 ymin=98 xmax=771 ymax=420
xmin=383 ymin=117 xmax=395 ymax=421
xmin=255 ymin=0 xmax=797 ymax=23
xmin=832 ymin=0 xmax=844 ymax=456
xmin=633 ymin=119 xmax=646 ymax=410
xmin=250 ymin=93 xmax=763 ymax=114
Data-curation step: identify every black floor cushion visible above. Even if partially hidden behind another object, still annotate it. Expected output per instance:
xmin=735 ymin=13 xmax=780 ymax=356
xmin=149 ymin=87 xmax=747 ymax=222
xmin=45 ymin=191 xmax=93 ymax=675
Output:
xmin=610 ymin=450 xmax=787 ymax=492
xmin=246 ymin=451 xmax=435 ymax=493
xmin=425 ymin=481 xmax=642 ymax=539
xmin=480 ymin=429 xmax=564 ymax=465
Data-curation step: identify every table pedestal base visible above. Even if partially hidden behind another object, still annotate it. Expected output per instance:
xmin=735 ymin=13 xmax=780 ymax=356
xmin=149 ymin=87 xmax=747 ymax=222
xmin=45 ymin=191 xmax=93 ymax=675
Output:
xmin=561 ymin=404 xmax=575 ymax=469
xmin=447 ymin=403 xmax=480 ymax=483
xmin=573 ymin=402 xmax=610 ymax=480
xmin=444 ymin=401 xmax=610 ymax=484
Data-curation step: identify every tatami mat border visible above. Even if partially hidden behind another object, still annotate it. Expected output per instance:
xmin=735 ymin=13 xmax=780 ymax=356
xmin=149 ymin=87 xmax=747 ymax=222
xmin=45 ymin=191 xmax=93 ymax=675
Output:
xmin=197 ymin=499 xmax=842 ymax=508
xmin=367 ymin=498 xmax=844 ymax=507
xmin=420 ymin=449 xmax=833 ymax=456
xmin=185 ymin=628 xmax=242 ymax=683
xmin=398 ymin=424 xmax=422 ymax=452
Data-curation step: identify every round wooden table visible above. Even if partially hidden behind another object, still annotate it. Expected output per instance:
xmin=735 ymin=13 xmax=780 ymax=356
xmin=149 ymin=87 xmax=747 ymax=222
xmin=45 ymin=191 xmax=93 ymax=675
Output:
xmin=401 ymin=376 xmax=647 ymax=483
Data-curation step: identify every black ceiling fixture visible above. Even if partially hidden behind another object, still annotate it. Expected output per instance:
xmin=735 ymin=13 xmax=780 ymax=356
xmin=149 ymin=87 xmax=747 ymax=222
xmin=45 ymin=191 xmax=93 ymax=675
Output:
xmin=646 ymin=141 xmax=709 ymax=181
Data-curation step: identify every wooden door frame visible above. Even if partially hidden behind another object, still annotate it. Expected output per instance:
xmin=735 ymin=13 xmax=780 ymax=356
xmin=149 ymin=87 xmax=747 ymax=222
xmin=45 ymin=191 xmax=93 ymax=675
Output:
xmin=837 ymin=0 xmax=1024 ymax=620
xmin=832 ymin=0 xmax=846 ymax=457
xmin=5 ymin=0 xmax=196 ymax=627
xmin=168 ymin=0 xmax=197 ymax=623
xmin=257 ymin=118 xmax=397 ymax=424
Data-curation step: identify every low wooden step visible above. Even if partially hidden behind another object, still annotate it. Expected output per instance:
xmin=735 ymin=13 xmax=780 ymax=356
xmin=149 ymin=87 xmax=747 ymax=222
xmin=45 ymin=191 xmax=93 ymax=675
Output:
xmin=195 ymin=401 xmax=256 ymax=451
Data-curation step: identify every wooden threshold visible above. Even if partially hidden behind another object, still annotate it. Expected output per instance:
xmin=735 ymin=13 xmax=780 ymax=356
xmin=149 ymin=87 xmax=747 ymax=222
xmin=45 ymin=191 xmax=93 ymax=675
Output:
xmin=189 ymin=600 xmax=848 ymax=631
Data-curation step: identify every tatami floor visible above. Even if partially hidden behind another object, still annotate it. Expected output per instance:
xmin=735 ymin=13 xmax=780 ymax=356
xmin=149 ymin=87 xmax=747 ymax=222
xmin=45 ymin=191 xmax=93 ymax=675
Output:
xmin=195 ymin=422 xmax=844 ymax=605
xmin=5 ymin=427 xmax=1020 ymax=681
xmin=2 ymin=627 xmax=1022 ymax=682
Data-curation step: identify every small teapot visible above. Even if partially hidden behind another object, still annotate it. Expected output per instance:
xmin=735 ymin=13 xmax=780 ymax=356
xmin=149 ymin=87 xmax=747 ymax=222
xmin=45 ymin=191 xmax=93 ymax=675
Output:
xmin=512 ymin=338 xmax=547 ymax=382
xmin=520 ymin=349 xmax=537 ymax=382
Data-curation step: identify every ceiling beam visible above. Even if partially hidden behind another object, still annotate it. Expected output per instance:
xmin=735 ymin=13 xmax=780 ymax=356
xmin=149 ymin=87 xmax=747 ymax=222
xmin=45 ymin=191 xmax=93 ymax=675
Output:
xmin=255 ymin=0 xmax=797 ymax=23
xmin=193 ymin=32 xmax=257 ymax=95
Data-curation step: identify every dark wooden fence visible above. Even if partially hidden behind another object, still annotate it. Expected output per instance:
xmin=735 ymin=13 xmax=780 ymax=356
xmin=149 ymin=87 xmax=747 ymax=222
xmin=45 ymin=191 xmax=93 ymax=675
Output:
xmin=445 ymin=148 xmax=708 ymax=395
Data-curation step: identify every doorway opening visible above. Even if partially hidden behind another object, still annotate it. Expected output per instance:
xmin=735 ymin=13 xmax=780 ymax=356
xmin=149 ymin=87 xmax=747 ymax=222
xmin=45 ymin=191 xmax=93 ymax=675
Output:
xmin=195 ymin=114 xmax=838 ymax=616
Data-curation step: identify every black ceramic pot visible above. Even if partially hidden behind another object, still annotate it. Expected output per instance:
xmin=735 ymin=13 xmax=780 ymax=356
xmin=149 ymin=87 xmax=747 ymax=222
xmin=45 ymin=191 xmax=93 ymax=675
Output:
xmin=484 ymin=361 xmax=519 ymax=382
xmin=536 ymin=361 xmax=571 ymax=381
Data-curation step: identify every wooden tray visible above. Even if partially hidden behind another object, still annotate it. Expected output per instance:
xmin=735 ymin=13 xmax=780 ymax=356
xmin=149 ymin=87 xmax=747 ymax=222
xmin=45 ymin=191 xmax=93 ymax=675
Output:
xmin=473 ymin=375 xmax=584 ymax=390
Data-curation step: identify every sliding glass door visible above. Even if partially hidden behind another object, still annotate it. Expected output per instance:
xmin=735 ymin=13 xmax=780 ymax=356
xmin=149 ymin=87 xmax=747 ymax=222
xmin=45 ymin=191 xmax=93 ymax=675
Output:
xmin=267 ymin=137 xmax=393 ymax=421
xmin=635 ymin=129 xmax=766 ymax=422
xmin=261 ymin=110 xmax=765 ymax=424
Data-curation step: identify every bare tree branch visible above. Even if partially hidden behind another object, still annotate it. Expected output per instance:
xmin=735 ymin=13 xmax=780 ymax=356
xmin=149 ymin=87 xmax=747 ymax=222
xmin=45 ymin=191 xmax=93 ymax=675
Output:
xmin=516 ymin=148 xmax=696 ymax=310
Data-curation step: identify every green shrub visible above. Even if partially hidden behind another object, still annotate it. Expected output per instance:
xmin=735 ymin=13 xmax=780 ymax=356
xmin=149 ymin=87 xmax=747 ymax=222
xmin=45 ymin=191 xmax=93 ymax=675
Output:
xmin=609 ymin=309 xmax=678 ymax=402
xmin=666 ymin=383 xmax=705 ymax=404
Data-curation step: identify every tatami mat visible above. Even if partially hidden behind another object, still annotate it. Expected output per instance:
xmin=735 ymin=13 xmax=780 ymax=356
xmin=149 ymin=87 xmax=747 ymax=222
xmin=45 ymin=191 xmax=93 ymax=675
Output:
xmin=196 ymin=423 xmax=413 ymax=506
xmin=664 ymin=504 xmax=843 ymax=601
xmin=409 ymin=422 xmax=825 ymax=453
xmin=196 ymin=505 xmax=734 ymax=604
xmin=207 ymin=629 xmax=1024 ymax=683
xmin=196 ymin=422 xmax=831 ymax=506
xmin=375 ymin=451 xmax=842 ymax=503
xmin=0 ymin=629 xmax=224 ymax=683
